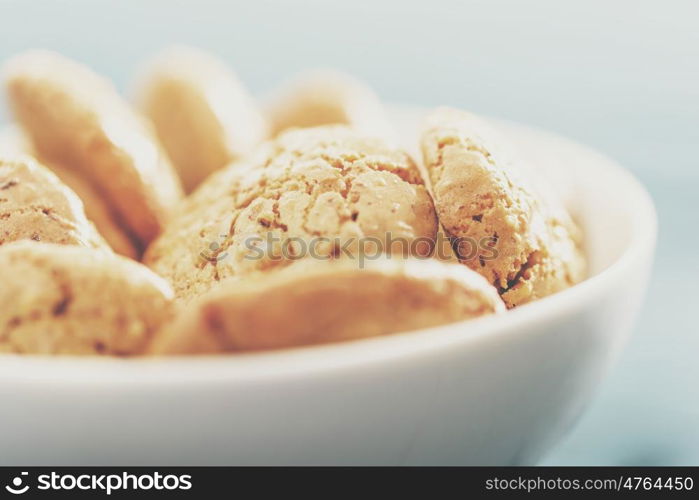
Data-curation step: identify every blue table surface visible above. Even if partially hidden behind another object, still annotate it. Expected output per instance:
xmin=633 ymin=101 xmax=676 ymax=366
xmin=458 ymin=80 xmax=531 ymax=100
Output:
xmin=0 ymin=0 xmax=697 ymax=465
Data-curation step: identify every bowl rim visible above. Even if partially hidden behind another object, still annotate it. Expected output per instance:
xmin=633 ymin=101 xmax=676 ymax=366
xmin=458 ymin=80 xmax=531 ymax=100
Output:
xmin=0 ymin=115 xmax=658 ymax=385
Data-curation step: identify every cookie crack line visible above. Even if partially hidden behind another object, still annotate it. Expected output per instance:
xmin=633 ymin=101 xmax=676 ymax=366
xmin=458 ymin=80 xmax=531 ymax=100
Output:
xmin=145 ymin=125 xmax=438 ymax=300
xmin=421 ymin=108 xmax=585 ymax=308
xmin=0 ymin=179 xmax=19 ymax=190
xmin=51 ymin=270 xmax=74 ymax=317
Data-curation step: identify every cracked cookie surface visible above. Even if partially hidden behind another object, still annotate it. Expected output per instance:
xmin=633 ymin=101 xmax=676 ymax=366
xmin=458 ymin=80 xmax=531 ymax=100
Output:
xmin=0 ymin=241 xmax=174 ymax=355
xmin=144 ymin=126 xmax=438 ymax=300
xmin=0 ymin=126 xmax=139 ymax=258
xmin=421 ymin=108 xmax=585 ymax=308
xmin=151 ymin=256 xmax=505 ymax=354
xmin=136 ymin=46 xmax=268 ymax=193
xmin=0 ymin=156 xmax=108 ymax=249
xmin=4 ymin=50 xmax=183 ymax=248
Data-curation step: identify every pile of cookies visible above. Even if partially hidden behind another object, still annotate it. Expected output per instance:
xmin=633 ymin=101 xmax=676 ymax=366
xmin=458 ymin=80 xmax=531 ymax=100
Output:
xmin=0 ymin=47 xmax=585 ymax=356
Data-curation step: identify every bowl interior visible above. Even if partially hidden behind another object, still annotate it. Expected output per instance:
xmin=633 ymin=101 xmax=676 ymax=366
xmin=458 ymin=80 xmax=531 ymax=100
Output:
xmin=0 ymin=107 xmax=656 ymax=381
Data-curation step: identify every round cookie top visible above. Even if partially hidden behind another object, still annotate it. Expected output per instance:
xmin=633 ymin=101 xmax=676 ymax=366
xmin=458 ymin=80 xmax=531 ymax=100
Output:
xmin=0 ymin=156 xmax=108 ymax=249
xmin=145 ymin=125 xmax=438 ymax=300
xmin=0 ymin=241 xmax=174 ymax=355
xmin=420 ymin=107 xmax=585 ymax=308
xmin=3 ymin=50 xmax=183 ymax=246
xmin=151 ymin=256 xmax=505 ymax=354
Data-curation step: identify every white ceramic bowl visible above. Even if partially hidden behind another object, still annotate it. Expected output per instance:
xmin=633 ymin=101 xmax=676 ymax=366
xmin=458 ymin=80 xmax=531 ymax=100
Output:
xmin=0 ymin=109 xmax=656 ymax=465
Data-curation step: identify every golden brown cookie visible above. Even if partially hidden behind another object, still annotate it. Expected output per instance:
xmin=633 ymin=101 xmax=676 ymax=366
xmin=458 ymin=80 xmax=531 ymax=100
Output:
xmin=0 ymin=241 xmax=174 ymax=355
xmin=135 ymin=46 xmax=268 ymax=193
xmin=44 ymin=162 xmax=139 ymax=258
xmin=0 ymin=125 xmax=139 ymax=258
xmin=150 ymin=256 xmax=505 ymax=354
xmin=3 ymin=50 xmax=184 ymax=248
xmin=0 ymin=156 xmax=108 ymax=249
xmin=267 ymin=70 xmax=395 ymax=140
xmin=144 ymin=125 xmax=438 ymax=300
xmin=420 ymin=108 xmax=585 ymax=308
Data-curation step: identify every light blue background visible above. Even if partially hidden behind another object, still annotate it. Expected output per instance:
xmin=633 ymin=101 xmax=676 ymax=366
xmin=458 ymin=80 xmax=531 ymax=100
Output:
xmin=0 ymin=0 xmax=697 ymax=465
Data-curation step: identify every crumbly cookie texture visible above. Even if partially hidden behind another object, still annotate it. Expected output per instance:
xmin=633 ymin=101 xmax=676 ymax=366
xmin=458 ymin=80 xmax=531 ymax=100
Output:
xmin=267 ymin=70 xmax=395 ymax=141
xmin=0 ymin=126 xmax=138 ymax=257
xmin=136 ymin=46 xmax=268 ymax=193
xmin=3 ymin=50 xmax=183 ymax=248
xmin=0 ymin=156 xmax=109 ymax=250
xmin=144 ymin=125 xmax=438 ymax=300
xmin=420 ymin=108 xmax=585 ymax=308
xmin=151 ymin=256 xmax=505 ymax=354
xmin=0 ymin=241 xmax=174 ymax=355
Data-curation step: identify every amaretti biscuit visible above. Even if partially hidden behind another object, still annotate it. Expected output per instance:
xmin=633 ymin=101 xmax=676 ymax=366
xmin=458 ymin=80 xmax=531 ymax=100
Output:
xmin=135 ymin=46 xmax=268 ymax=193
xmin=267 ymin=70 xmax=395 ymax=140
xmin=3 ymin=50 xmax=183 ymax=248
xmin=0 ymin=125 xmax=138 ymax=257
xmin=420 ymin=108 xmax=585 ymax=308
xmin=144 ymin=125 xmax=438 ymax=300
xmin=0 ymin=241 xmax=174 ymax=355
xmin=0 ymin=156 xmax=108 ymax=250
xmin=150 ymin=256 xmax=505 ymax=354
xmin=44 ymin=161 xmax=139 ymax=258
